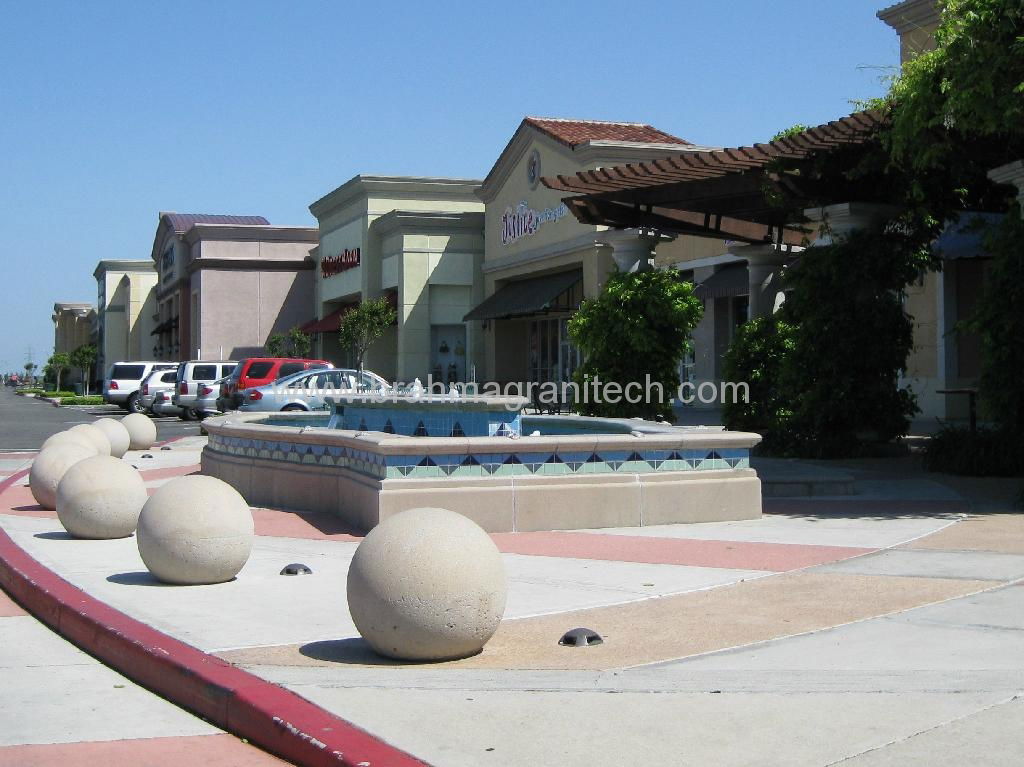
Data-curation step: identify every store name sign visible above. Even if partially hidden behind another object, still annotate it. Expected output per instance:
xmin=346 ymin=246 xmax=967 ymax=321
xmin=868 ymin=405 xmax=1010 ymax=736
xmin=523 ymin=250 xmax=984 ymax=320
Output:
xmin=321 ymin=247 xmax=360 ymax=277
xmin=501 ymin=200 xmax=569 ymax=245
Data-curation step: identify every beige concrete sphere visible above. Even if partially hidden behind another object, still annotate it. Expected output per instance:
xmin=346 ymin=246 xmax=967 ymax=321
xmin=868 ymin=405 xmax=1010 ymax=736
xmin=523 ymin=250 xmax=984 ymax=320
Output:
xmin=136 ymin=475 xmax=254 ymax=585
xmin=56 ymin=456 xmax=148 ymax=539
xmin=68 ymin=424 xmax=111 ymax=456
xmin=92 ymin=418 xmax=131 ymax=458
xmin=29 ymin=443 xmax=96 ymax=510
xmin=41 ymin=430 xmax=99 ymax=455
xmin=121 ymin=412 xmax=157 ymax=450
xmin=347 ymin=507 xmax=507 ymax=661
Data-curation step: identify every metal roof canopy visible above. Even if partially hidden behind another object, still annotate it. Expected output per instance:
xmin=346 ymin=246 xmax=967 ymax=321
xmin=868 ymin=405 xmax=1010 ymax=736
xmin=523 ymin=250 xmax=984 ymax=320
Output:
xmin=464 ymin=270 xmax=583 ymax=322
xmin=542 ymin=110 xmax=887 ymax=245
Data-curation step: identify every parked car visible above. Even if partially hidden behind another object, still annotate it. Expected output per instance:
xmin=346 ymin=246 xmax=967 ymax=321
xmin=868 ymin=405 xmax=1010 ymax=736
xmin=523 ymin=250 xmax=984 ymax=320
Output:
xmin=219 ymin=358 xmax=332 ymax=411
xmin=103 ymin=361 xmax=179 ymax=413
xmin=172 ymin=360 xmax=237 ymax=421
xmin=151 ymin=389 xmax=184 ymax=418
xmin=238 ymin=368 xmax=391 ymax=412
xmin=194 ymin=376 xmax=229 ymax=418
xmin=139 ymin=368 xmax=180 ymax=414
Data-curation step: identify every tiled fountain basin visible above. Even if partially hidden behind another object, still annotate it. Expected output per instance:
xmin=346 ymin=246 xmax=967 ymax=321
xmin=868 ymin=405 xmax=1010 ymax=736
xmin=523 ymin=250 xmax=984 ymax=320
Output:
xmin=201 ymin=412 xmax=763 ymax=533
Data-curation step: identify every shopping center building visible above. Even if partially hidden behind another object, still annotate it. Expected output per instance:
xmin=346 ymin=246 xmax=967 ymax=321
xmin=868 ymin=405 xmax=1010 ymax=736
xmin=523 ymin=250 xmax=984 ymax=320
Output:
xmin=306 ymin=176 xmax=483 ymax=382
xmin=148 ymin=212 xmax=317 ymax=362
xmin=93 ymin=260 xmax=157 ymax=376
xmin=467 ymin=117 xmax=725 ymax=387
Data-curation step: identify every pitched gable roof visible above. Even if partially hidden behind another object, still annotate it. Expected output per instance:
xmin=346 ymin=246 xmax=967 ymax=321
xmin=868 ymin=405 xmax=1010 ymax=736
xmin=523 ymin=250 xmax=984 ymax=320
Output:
xmin=160 ymin=213 xmax=270 ymax=233
xmin=523 ymin=117 xmax=691 ymax=148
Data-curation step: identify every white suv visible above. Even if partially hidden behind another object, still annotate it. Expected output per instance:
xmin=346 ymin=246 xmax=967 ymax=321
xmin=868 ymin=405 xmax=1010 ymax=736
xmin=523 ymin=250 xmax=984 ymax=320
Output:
xmin=103 ymin=361 xmax=179 ymax=413
xmin=171 ymin=360 xmax=237 ymax=421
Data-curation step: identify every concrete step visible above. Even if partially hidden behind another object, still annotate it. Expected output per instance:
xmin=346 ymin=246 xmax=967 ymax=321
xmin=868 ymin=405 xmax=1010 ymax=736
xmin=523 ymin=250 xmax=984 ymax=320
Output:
xmin=752 ymin=457 xmax=856 ymax=497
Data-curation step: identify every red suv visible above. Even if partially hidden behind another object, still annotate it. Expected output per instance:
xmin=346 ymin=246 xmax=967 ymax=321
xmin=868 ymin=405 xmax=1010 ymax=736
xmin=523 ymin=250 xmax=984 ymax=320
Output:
xmin=220 ymin=358 xmax=331 ymax=411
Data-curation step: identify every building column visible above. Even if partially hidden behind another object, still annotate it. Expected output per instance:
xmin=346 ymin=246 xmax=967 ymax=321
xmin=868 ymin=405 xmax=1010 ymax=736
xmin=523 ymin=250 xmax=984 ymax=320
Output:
xmin=803 ymin=202 xmax=900 ymax=246
xmin=596 ymin=228 xmax=675 ymax=273
xmin=727 ymin=242 xmax=801 ymax=319
xmin=988 ymin=160 xmax=1024 ymax=213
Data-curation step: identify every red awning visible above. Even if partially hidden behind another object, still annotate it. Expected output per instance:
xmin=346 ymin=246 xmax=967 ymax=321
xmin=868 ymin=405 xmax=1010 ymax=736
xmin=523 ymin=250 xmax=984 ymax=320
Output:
xmin=300 ymin=303 xmax=356 ymax=334
xmin=299 ymin=291 xmax=398 ymax=334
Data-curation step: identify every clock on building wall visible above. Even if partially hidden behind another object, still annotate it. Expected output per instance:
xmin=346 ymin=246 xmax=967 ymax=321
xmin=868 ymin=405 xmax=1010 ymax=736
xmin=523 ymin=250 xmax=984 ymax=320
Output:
xmin=526 ymin=149 xmax=541 ymax=188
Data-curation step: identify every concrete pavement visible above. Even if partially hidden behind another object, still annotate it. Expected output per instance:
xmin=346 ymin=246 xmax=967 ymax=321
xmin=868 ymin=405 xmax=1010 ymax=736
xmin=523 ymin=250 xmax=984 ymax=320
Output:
xmin=1 ymin=408 xmax=1022 ymax=765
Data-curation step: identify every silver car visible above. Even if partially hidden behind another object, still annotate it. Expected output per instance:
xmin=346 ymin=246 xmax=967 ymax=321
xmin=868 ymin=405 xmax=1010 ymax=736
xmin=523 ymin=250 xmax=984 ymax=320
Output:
xmin=193 ymin=376 xmax=228 ymax=418
xmin=172 ymin=360 xmax=237 ymax=421
xmin=103 ymin=361 xmax=178 ymax=412
xmin=152 ymin=389 xmax=184 ymax=417
xmin=238 ymin=368 xmax=390 ymax=412
xmin=139 ymin=368 xmax=180 ymax=414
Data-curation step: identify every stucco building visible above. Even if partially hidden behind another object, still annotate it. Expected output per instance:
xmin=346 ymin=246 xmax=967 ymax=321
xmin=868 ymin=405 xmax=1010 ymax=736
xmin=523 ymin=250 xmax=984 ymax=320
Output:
xmin=307 ymin=177 xmax=484 ymax=382
xmin=468 ymin=117 xmax=724 ymax=387
xmin=51 ymin=302 xmax=96 ymax=386
xmin=93 ymin=260 xmax=158 ymax=376
xmin=148 ymin=213 xmax=318 ymax=361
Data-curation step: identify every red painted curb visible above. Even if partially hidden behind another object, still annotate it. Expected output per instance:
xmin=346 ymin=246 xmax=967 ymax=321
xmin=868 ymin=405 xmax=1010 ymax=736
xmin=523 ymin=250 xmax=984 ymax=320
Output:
xmin=0 ymin=469 xmax=428 ymax=767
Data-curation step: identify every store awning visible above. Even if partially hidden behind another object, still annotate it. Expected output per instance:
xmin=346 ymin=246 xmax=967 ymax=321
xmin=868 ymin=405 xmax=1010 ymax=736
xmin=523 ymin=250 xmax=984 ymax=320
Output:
xmin=463 ymin=270 xmax=583 ymax=322
xmin=931 ymin=213 xmax=1003 ymax=260
xmin=300 ymin=302 xmax=357 ymax=334
xmin=694 ymin=263 xmax=748 ymax=300
xmin=300 ymin=291 xmax=399 ymax=334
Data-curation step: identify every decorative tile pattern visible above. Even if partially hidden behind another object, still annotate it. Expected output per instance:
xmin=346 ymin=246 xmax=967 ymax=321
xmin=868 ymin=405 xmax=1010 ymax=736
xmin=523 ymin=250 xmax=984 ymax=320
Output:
xmin=340 ymin=405 xmax=521 ymax=438
xmin=208 ymin=434 xmax=749 ymax=482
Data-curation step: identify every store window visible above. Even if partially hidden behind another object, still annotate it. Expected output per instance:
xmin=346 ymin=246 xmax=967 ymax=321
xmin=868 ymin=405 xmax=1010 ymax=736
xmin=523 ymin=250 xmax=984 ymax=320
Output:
xmin=528 ymin=317 xmax=580 ymax=385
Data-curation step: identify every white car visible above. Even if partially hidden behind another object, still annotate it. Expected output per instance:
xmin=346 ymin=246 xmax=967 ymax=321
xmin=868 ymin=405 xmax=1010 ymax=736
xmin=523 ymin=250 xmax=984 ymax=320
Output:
xmin=171 ymin=360 xmax=237 ymax=421
xmin=194 ymin=376 xmax=229 ymax=418
xmin=139 ymin=368 xmax=179 ymax=414
xmin=103 ymin=361 xmax=178 ymax=413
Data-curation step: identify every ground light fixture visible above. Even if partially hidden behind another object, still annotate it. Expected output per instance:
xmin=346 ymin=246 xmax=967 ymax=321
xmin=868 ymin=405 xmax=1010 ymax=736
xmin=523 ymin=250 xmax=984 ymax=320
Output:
xmin=559 ymin=627 xmax=603 ymax=647
xmin=280 ymin=563 xmax=313 ymax=575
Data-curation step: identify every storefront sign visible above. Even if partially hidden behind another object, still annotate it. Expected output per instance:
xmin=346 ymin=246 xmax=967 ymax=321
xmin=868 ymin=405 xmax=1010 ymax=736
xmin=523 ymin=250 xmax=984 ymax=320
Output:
xmin=321 ymin=247 xmax=360 ymax=277
xmin=501 ymin=200 xmax=569 ymax=245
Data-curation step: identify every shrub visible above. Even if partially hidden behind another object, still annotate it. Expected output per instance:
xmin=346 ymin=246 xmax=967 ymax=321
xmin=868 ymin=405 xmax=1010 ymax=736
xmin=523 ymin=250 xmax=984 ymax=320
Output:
xmin=42 ymin=390 xmax=76 ymax=398
xmin=923 ymin=426 xmax=1024 ymax=477
xmin=722 ymin=316 xmax=796 ymax=450
xmin=568 ymin=268 xmax=703 ymax=420
xmin=58 ymin=396 xmax=104 ymax=406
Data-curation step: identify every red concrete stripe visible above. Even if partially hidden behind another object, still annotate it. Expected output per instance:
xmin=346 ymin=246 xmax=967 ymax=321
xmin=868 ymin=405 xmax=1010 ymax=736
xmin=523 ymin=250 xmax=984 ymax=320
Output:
xmin=0 ymin=469 xmax=428 ymax=767
xmin=491 ymin=531 xmax=874 ymax=572
xmin=251 ymin=508 xmax=363 ymax=541
xmin=0 ymin=734 xmax=288 ymax=766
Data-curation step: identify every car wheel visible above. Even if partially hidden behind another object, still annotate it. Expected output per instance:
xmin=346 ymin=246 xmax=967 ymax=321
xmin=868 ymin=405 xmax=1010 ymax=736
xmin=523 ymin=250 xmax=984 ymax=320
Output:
xmin=126 ymin=393 xmax=144 ymax=414
xmin=180 ymin=407 xmax=197 ymax=421
xmin=281 ymin=404 xmax=306 ymax=411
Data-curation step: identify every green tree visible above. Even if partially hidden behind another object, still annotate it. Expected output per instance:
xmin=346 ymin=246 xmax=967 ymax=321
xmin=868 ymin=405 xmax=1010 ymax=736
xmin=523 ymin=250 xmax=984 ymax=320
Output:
xmin=567 ymin=268 xmax=703 ymax=421
xmin=287 ymin=326 xmax=311 ymax=359
xmin=23 ymin=362 xmax=36 ymax=383
xmin=337 ymin=298 xmax=396 ymax=377
xmin=47 ymin=352 xmax=70 ymax=391
xmin=69 ymin=344 xmax=97 ymax=395
xmin=265 ymin=333 xmax=286 ymax=357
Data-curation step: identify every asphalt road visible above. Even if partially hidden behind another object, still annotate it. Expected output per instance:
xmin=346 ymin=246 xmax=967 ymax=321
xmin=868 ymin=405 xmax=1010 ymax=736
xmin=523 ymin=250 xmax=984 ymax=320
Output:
xmin=0 ymin=387 xmax=202 ymax=451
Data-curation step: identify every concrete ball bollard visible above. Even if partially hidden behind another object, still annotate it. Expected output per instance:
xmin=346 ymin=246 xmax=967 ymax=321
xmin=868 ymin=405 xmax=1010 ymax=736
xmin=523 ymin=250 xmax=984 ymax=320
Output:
xmin=29 ymin=443 xmax=96 ymax=510
xmin=136 ymin=475 xmax=255 ymax=585
xmin=121 ymin=412 xmax=157 ymax=450
xmin=92 ymin=418 xmax=131 ymax=458
xmin=56 ymin=456 xmax=148 ymax=539
xmin=68 ymin=423 xmax=111 ymax=456
xmin=347 ymin=507 xmax=507 ymax=662
xmin=40 ymin=430 xmax=99 ymax=455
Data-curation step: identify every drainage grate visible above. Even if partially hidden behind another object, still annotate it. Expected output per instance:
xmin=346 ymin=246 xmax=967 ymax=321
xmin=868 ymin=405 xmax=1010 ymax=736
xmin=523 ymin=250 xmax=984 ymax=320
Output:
xmin=558 ymin=627 xmax=603 ymax=647
xmin=280 ymin=563 xmax=313 ymax=576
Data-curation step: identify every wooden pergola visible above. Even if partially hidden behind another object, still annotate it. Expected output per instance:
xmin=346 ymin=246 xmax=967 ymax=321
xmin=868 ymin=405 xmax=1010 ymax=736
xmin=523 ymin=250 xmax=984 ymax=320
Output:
xmin=541 ymin=110 xmax=887 ymax=245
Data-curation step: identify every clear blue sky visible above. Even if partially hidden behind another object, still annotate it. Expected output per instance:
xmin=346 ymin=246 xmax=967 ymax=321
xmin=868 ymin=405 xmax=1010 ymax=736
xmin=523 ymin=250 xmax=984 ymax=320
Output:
xmin=0 ymin=0 xmax=899 ymax=375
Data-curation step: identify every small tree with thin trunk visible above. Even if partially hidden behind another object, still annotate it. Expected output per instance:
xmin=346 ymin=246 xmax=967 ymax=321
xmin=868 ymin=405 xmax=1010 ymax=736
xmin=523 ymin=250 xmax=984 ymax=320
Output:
xmin=287 ymin=326 xmax=311 ymax=359
xmin=265 ymin=333 xmax=286 ymax=357
xmin=69 ymin=344 xmax=97 ymax=395
xmin=337 ymin=298 xmax=396 ymax=382
xmin=23 ymin=362 xmax=36 ymax=384
xmin=48 ymin=352 xmax=70 ymax=391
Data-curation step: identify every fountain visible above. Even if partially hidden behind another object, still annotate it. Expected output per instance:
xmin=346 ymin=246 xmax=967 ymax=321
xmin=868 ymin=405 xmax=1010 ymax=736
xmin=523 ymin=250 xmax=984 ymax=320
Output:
xmin=201 ymin=390 xmax=762 ymax=532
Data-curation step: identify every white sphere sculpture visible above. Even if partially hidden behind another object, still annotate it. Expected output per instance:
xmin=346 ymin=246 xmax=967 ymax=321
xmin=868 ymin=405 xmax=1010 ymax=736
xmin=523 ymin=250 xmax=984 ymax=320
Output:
xmin=68 ymin=424 xmax=111 ymax=456
xmin=29 ymin=443 xmax=96 ymax=510
xmin=56 ymin=456 xmax=148 ymax=539
xmin=91 ymin=418 xmax=131 ymax=458
xmin=347 ymin=507 xmax=507 ymax=661
xmin=41 ymin=430 xmax=99 ymax=455
xmin=136 ymin=475 xmax=254 ymax=585
xmin=121 ymin=412 xmax=157 ymax=450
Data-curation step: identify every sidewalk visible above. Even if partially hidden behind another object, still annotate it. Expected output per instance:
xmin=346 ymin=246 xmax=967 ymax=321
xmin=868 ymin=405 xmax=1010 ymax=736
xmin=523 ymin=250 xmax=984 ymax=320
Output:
xmin=2 ymin=437 xmax=1022 ymax=765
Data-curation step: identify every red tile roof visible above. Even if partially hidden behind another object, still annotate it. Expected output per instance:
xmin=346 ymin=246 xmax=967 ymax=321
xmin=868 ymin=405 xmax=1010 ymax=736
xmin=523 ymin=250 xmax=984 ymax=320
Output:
xmin=524 ymin=117 xmax=690 ymax=148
